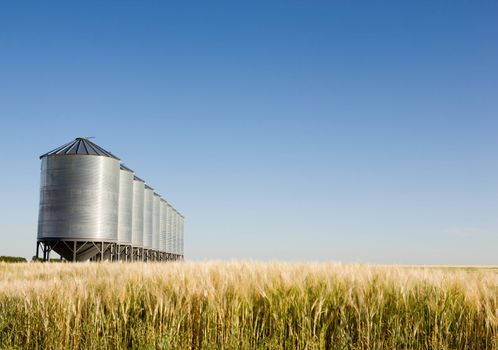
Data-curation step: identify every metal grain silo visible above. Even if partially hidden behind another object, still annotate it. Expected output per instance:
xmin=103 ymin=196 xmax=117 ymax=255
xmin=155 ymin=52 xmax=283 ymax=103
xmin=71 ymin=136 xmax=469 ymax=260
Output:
xmin=165 ymin=203 xmax=172 ymax=256
xmin=152 ymin=192 xmax=160 ymax=255
xmin=179 ymin=214 xmax=184 ymax=258
xmin=159 ymin=199 xmax=167 ymax=255
xmin=37 ymin=138 xmax=120 ymax=261
xmin=132 ymin=176 xmax=145 ymax=250
xmin=117 ymin=165 xmax=134 ymax=249
xmin=169 ymin=208 xmax=175 ymax=256
xmin=172 ymin=208 xmax=178 ymax=257
xmin=143 ymin=185 xmax=154 ymax=252
xmin=176 ymin=210 xmax=181 ymax=258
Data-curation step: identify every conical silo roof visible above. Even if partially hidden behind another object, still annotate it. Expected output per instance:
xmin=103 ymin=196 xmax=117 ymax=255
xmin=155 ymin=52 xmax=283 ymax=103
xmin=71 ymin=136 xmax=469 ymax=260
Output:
xmin=40 ymin=137 xmax=120 ymax=160
xmin=120 ymin=164 xmax=134 ymax=173
xmin=133 ymin=175 xmax=145 ymax=183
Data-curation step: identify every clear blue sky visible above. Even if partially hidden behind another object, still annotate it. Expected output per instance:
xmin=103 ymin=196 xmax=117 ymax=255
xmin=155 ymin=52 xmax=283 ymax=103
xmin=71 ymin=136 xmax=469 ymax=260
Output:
xmin=0 ymin=1 xmax=497 ymax=264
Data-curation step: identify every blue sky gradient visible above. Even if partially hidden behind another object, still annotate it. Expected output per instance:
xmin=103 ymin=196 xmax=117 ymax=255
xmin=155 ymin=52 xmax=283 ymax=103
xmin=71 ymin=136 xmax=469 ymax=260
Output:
xmin=1 ymin=1 xmax=497 ymax=264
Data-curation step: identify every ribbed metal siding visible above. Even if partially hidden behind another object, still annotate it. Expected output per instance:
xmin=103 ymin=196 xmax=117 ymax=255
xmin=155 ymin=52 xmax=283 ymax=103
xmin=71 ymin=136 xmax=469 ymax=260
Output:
xmin=117 ymin=167 xmax=134 ymax=245
xmin=180 ymin=215 xmax=184 ymax=256
xmin=171 ymin=210 xmax=176 ymax=255
xmin=131 ymin=177 xmax=145 ymax=246
xmin=143 ymin=187 xmax=153 ymax=249
xmin=159 ymin=200 xmax=167 ymax=252
xmin=152 ymin=193 xmax=160 ymax=251
xmin=176 ymin=211 xmax=181 ymax=254
xmin=169 ymin=209 xmax=175 ymax=254
xmin=38 ymin=155 xmax=120 ymax=241
xmin=166 ymin=203 xmax=172 ymax=253
xmin=172 ymin=209 xmax=178 ymax=255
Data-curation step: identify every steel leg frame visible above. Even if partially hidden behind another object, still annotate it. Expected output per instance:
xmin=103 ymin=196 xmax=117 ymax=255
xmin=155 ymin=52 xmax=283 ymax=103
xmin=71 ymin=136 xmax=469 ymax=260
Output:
xmin=36 ymin=241 xmax=183 ymax=262
xmin=116 ymin=244 xmax=132 ymax=262
xmin=132 ymin=246 xmax=143 ymax=261
xmin=36 ymin=240 xmax=117 ymax=262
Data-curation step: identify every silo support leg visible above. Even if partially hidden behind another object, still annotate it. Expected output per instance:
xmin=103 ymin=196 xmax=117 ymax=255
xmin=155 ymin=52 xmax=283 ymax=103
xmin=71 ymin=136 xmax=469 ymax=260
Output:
xmin=36 ymin=242 xmax=40 ymax=261
xmin=73 ymin=241 xmax=77 ymax=262
xmin=43 ymin=244 xmax=51 ymax=262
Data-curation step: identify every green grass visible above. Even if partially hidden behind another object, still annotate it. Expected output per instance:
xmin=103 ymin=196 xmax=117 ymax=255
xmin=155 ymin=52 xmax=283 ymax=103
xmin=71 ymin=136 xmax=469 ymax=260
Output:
xmin=0 ymin=262 xmax=497 ymax=349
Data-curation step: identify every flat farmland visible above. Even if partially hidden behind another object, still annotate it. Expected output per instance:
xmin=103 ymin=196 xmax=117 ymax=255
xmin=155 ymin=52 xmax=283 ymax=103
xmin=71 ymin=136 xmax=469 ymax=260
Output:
xmin=0 ymin=262 xmax=496 ymax=349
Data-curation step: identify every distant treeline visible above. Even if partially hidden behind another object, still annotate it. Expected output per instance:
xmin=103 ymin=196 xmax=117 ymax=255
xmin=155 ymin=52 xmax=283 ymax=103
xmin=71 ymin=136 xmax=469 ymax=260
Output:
xmin=31 ymin=257 xmax=64 ymax=263
xmin=0 ymin=256 xmax=27 ymax=263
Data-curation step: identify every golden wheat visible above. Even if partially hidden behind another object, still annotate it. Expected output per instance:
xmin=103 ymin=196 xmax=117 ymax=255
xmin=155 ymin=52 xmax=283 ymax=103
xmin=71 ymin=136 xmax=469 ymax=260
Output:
xmin=0 ymin=261 xmax=496 ymax=349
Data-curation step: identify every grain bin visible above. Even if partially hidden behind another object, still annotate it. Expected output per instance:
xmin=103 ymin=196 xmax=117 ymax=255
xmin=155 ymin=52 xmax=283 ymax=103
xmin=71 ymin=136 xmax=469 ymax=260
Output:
xmin=169 ymin=208 xmax=175 ymax=255
xmin=117 ymin=165 xmax=134 ymax=245
xmin=143 ymin=185 xmax=154 ymax=250
xmin=172 ymin=209 xmax=178 ymax=256
xmin=176 ymin=211 xmax=181 ymax=257
xmin=179 ymin=214 xmax=184 ymax=258
xmin=36 ymin=137 xmax=185 ymax=262
xmin=176 ymin=210 xmax=181 ymax=257
xmin=131 ymin=176 xmax=145 ymax=247
xmin=37 ymin=137 xmax=120 ymax=261
xmin=166 ymin=203 xmax=173 ymax=255
xmin=152 ymin=192 xmax=161 ymax=253
xmin=159 ymin=199 xmax=167 ymax=254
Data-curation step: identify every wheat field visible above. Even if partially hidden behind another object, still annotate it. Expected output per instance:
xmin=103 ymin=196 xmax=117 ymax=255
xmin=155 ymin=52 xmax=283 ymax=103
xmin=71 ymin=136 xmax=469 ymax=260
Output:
xmin=0 ymin=262 xmax=497 ymax=349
